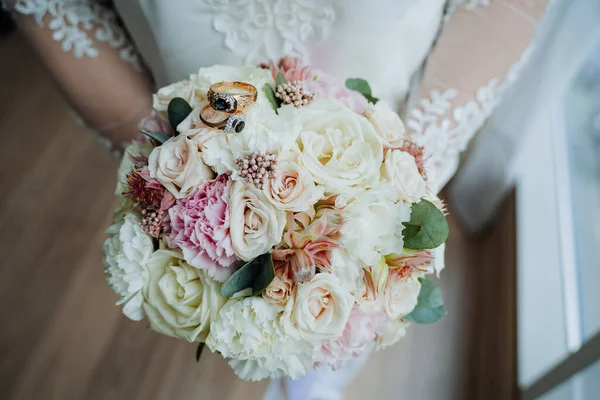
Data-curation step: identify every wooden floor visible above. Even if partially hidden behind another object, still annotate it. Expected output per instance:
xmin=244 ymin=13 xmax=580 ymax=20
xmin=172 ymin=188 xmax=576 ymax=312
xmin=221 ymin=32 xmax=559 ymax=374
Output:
xmin=0 ymin=32 xmax=518 ymax=400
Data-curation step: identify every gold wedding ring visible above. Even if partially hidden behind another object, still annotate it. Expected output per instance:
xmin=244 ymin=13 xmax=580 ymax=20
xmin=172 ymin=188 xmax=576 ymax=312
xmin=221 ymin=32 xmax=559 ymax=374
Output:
xmin=208 ymin=81 xmax=258 ymax=113
xmin=199 ymin=104 xmax=247 ymax=133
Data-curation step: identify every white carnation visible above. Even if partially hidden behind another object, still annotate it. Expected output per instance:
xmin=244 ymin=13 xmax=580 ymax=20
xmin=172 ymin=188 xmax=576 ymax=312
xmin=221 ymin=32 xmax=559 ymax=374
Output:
xmin=340 ymin=184 xmax=411 ymax=266
xmin=143 ymin=249 xmax=227 ymax=342
xmin=207 ymin=297 xmax=313 ymax=380
xmin=201 ymin=104 xmax=301 ymax=176
xmin=103 ymin=213 xmax=154 ymax=321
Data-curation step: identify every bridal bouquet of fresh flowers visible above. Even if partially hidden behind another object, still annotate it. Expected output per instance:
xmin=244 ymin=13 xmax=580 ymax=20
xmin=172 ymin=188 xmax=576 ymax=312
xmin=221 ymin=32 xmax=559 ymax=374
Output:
xmin=103 ymin=57 xmax=449 ymax=381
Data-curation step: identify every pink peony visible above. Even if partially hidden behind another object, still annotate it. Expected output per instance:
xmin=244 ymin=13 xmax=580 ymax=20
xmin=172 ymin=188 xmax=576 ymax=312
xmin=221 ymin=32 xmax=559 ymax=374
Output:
xmin=317 ymin=306 xmax=387 ymax=369
xmin=168 ymin=174 xmax=237 ymax=281
xmin=306 ymin=74 xmax=369 ymax=115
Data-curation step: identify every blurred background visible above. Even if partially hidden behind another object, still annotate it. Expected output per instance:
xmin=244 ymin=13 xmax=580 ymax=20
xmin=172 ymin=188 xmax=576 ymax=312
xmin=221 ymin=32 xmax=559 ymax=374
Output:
xmin=0 ymin=1 xmax=599 ymax=400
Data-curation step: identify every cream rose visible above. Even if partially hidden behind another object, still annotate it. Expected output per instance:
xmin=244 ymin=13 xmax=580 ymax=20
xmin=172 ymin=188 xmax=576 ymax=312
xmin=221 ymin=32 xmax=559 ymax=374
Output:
xmin=148 ymin=134 xmax=214 ymax=199
xmin=283 ymin=273 xmax=354 ymax=342
xmin=384 ymin=270 xmax=421 ymax=320
xmin=229 ymin=180 xmax=286 ymax=261
xmin=381 ymin=150 xmax=426 ymax=203
xmin=340 ymin=184 xmax=411 ymax=266
xmin=153 ymin=80 xmax=196 ymax=114
xmin=143 ymin=249 xmax=226 ymax=342
xmin=264 ymin=158 xmax=324 ymax=212
xmin=365 ymin=101 xmax=407 ymax=148
xmin=296 ymin=100 xmax=384 ymax=193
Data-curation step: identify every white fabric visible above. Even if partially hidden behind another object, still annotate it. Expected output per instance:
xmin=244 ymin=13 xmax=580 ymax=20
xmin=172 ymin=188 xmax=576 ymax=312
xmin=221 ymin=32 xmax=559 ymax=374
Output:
xmin=113 ymin=0 xmax=446 ymax=109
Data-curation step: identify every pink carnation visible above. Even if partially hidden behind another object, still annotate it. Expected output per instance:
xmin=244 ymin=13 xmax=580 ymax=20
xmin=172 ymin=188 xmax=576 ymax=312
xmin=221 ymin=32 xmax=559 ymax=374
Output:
xmin=317 ymin=307 xmax=386 ymax=369
xmin=168 ymin=174 xmax=237 ymax=281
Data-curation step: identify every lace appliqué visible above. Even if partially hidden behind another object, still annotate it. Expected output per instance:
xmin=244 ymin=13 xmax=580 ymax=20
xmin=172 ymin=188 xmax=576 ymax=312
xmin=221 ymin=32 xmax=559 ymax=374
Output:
xmin=205 ymin=0 xmax=335 ymax=64
xmin=407 ymin=47 xmax=533 ymax=190
xmin=9 ymin=0 xmax=141 ymax=69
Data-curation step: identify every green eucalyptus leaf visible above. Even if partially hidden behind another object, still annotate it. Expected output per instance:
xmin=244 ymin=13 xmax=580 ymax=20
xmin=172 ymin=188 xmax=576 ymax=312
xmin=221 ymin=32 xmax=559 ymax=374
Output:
xmin=276 ymin=72 xmax=287 ymax=87
xmin=140 ymin=130 xmax=170 ymax=145
xmin=195 ymin=342 xmax=205 ymax=362
xmin=220 ymin=253 xmax=275 ymax=298
xmin=167 ymin=97 xmax=193 ymax=132
xmin=345 ymin=78 xmax=379 ymax=104
xmin=404 ymin=278 xmax=447 ymax=324
xmin=263 ymin=84 xmax=281 ymax=113
xmin=402 ymin=200 xmax=449 ymax=250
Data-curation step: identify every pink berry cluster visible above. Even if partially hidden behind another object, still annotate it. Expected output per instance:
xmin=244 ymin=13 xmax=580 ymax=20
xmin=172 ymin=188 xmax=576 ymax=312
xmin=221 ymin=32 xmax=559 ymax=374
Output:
xmin=276 ymin=81 xmax=315 ymax=108
xmin=140 ymin=209 xmax=164 ymax=238
xmin=234 ymin=152 xmax=278 ymax=189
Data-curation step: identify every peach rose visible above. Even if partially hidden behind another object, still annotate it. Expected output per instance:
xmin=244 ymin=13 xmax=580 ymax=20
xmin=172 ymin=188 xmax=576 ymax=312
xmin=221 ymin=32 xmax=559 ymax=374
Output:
xmin=264 ymin=159 xmax=324 ymax=212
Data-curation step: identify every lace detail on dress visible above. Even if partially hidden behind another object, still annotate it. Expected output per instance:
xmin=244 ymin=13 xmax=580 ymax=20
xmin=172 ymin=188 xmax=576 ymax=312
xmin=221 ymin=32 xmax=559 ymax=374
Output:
xmin=407 ymin=46 xmax=532 ymax=189
xmin=205 ymin=0 xmax=335 ymax=64
xmin=8 ymin=0 xmax=141 ymax=69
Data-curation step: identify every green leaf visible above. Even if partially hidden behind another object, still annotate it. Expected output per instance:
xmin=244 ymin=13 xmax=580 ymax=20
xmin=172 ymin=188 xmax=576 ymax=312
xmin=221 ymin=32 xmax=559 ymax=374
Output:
xmin=263 ymin=84 xmax=281 ymax=113
xmin=345 ymin=78 xmax=379 ymax=104
xmin=220 ymin=253 xmax=275 ymax=298
xmin=140 ymin=130 xmax=170 ymax=145
xmin=276 ymin=72 xmax=287 ymax=87
xmin=402 ymin=199 xmax=449 ymax=250
xmin=404 ymin=278 xmax=447 ymax=324
xmin=167 ymin=97 xmax=193 ymax=132
xmin=195 ymin=342 xmax=205 ymax=362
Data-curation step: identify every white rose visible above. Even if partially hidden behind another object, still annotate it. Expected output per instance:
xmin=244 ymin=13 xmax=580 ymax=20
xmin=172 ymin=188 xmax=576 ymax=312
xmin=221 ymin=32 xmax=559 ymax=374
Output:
xmin=383 ymin=270 xmax=421 ymax=320
xmin=103 ymin=213 xmax=154 ymax=321
xmin=192 ymin=65 xmax=274 ymax=107
xmin=264 ymin=157 xmax=324 ymax=212
xmin=143 ymin=249 xmax=226 ymax=342
xmin=365 ymin=101 xmax=407 ymax=148
xmin=153 ymin=80 xmax=196 ymax=114
xmin=207 ymin=297 xmax=314 ymax=381
xmin=340 ymin=184 xmax=411 ymax=266
xmin=283 ymin=273 xmax=354 ymax=342
xmin=229 ymin=180 xmax=286 ymax=261
xmin=381 ymin=150 xmax=426 ymax=203
xmin=296 ymin=100 xmax=384 ymax=193
xmin=148 ymin=134 xmax=214 ymax=198
xmin=201 ymin=104 xmax=300 ymax=176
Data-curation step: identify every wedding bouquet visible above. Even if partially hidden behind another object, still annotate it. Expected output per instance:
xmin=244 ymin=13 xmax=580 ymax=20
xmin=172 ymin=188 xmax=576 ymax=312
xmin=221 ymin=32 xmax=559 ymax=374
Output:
xmin=103 ymin=58 xmax=449 ymax=381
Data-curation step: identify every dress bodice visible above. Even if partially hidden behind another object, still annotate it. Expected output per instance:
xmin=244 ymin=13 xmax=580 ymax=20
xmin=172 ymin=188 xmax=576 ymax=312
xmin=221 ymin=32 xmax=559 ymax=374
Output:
xmin=114 ymin=0 xmax=447 ymax=109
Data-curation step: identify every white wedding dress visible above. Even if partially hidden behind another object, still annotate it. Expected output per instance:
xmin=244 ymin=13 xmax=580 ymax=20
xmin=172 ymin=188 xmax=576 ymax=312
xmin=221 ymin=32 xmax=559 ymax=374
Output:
xmin=3 ymin=0 xmax=552 ymax=398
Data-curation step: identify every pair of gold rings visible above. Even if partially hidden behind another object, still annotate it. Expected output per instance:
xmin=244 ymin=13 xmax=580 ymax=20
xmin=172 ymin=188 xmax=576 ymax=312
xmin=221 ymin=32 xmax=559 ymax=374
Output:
xmin=199 ymin=81 xmax=257 ymax=133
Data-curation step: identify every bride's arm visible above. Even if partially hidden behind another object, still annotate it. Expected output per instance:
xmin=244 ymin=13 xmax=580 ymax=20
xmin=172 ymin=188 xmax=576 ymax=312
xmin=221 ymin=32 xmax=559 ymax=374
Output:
xmin=407 ymin=0 xmax=551 ymax=191
xmin=3 ymin=0 xmax=153 ymax=155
